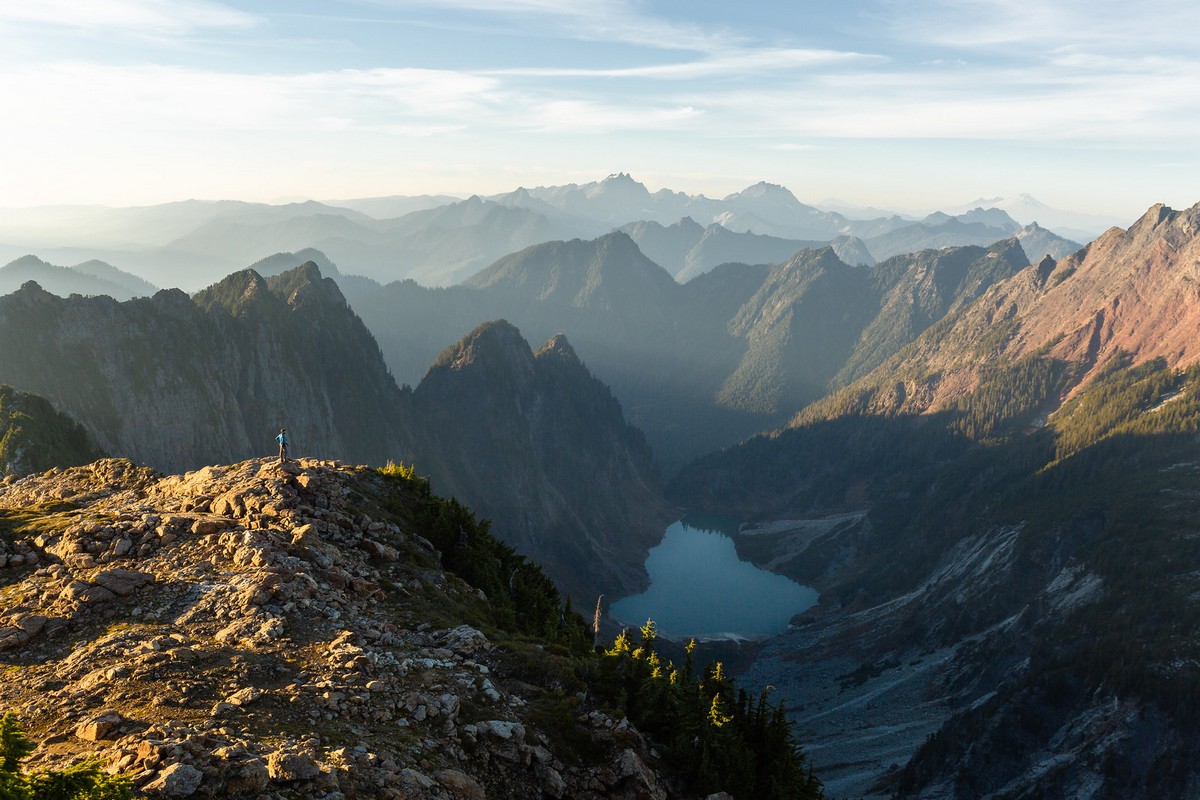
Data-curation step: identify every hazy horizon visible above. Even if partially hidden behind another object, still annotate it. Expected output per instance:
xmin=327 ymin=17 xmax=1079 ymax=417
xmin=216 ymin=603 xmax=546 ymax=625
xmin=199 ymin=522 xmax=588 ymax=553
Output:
xmin=3 ymin=1 xmax=1199 ymax=219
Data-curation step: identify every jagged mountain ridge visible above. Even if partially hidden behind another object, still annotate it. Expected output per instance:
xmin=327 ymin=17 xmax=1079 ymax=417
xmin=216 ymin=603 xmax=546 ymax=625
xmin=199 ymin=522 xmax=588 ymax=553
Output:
xmin=798 ymin=202 xmax=1200 ymax=422
xmin=0 ymin=263 xmax=411 ymax=472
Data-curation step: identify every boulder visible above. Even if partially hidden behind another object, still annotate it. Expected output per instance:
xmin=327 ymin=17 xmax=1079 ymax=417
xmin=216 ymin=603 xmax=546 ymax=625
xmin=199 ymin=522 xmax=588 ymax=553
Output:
xmin=266 ymin=750 xmax=320 ymax=782
xmin=144 ymin=762 xmax=204 ymax=796
xmin=93 ymin=568 xmax=154 ymax=597
xmin=434 ymin=768 xmax=486 ymax=800
xmin=75 ymin=710 xmax=124 ymax=741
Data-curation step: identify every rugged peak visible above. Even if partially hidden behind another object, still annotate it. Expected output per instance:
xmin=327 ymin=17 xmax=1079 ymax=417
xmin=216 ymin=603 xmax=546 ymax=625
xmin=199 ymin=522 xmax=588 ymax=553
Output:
xmin=594 ymin=229 xmax=641 ymax=255
xmin=986 ymin=235 xmax=1030 ymax=264
xmin=1034 ymin=254 xmax=1058 ymax=285
xmin=428 ymin=319 xmax=533 ymax=377
xmin=534 ymin=332 xmax=581 ymax=365
xmin=1131 ymin=202 xmax=1174 ymax=232
xmin=727 ymin=181 xmax=801 ymax=206
xmin=10 ymin=280 xmax=59 ymax=307
xmin=1122 ymin=201 xmax=1200 ymax=245
xmin=780 ymin=245 xmax=850 ymax=273
xmin=264 ymin=261 xmax=347 ymax=311
xmin=193 ymin=268 xmax=275 ymax=317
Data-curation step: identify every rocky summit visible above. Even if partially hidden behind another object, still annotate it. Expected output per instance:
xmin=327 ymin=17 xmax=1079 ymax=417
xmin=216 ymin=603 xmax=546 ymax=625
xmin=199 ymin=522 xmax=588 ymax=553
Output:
xmin=0 ymin=457 xmax=682 ymax=799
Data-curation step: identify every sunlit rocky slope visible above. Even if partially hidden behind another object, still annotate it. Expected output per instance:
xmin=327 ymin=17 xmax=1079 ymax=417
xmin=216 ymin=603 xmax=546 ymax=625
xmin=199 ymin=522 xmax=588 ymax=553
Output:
xmin=0 ymin=457 xmax=679 ymax=798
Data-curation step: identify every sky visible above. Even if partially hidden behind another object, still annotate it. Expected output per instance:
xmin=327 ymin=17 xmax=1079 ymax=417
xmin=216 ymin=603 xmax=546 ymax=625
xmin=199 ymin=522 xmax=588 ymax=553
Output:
xmin=1 ymin=0 xmax=1198 ymax=219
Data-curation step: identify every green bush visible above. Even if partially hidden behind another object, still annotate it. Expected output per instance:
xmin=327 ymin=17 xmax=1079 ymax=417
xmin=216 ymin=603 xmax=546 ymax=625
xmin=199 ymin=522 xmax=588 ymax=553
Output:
xmin=0 ymin=713 xmax=132 ymax=800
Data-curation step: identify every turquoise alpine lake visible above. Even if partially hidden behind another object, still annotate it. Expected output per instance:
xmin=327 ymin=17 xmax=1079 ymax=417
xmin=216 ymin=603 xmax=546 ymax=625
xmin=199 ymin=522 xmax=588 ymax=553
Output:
xmin=610 ymin=518 xmax=818 ymax=639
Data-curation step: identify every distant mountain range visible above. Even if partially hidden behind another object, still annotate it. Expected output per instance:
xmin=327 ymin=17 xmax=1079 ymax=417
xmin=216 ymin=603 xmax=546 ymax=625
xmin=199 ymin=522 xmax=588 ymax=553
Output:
xmin=0 ymin=174 xmax=1089 ymax=292
xmin=249 ymin=230 xmax=1038 ymax=472
xmin=0 ymin=255 xmax=158 ymax=300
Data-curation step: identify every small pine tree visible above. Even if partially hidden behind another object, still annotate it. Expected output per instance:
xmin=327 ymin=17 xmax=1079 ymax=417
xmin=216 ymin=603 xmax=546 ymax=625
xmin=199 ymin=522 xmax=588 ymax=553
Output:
xmin=0 ymin=712 xmax=132 ymax=800
xmin=0 ymin=714 xmax=32 ymax=775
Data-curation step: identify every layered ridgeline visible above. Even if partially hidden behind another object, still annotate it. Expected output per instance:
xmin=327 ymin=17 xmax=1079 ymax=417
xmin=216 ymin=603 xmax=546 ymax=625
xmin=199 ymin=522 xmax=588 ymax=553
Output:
xmin=0 ymin=255 xmax=158 ymax=300
xmin=0 ymin=174 xmax=1090 ymax=296
xmin=670 ymin=202 xmax=1200 ymax=797
xmin=0 ymin=457 xmax=821 ymax=799
xmin=0 ymin=264 xmax=666 ymax=602
xmin=408 ymin=321 xmax=671 ymax=603
xmin=331 ymin=231 xmax=1037 ymax=471
xmin=619 ymin=216 xmax=874 ymax=281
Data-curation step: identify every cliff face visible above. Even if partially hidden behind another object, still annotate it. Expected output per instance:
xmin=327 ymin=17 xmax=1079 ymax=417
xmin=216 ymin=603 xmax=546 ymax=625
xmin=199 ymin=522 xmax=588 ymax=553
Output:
xmin=0 ymin=457 xmax=680 ymax=799
xmin=410 ymin=321 xmax=672 ymax=603
xmin=0 ymin=263 xmax=413 ymax=473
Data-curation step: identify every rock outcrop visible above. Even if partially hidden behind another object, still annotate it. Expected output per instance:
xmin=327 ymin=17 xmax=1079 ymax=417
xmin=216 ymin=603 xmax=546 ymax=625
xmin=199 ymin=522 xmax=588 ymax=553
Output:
xmin=0 ymin=457 xmax=679 ymax=798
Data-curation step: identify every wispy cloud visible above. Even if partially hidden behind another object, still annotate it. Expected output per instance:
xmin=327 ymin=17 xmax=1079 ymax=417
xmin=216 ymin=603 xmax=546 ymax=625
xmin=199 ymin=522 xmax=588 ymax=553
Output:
xmin=486 ymin=47 xmax=879 ymax=80
xmin=358 ymin=0 xmax=736 ymax=52
xmin=0 ymin=63 xmax=504 ymax=137
xmin=0 ymin=0 xmax=256 ymax=35
xmin=523 ymin=99 xmax=701 ymax=133
xmin=882 ymin=0 xmax=1200 ymax=54
xmin=1 ymin=0 xmax=1197 ymax=213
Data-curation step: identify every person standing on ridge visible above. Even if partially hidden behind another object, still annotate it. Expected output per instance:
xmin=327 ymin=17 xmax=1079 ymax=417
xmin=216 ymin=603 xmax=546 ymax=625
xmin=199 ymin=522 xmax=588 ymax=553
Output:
xmin=276 ymin=427 xmax=288 ymax=462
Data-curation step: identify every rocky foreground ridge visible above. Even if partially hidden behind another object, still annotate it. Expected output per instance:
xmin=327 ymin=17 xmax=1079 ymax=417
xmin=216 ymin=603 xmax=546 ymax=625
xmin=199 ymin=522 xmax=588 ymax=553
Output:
xmin=0 ymin=457 xmax=688 ymax=799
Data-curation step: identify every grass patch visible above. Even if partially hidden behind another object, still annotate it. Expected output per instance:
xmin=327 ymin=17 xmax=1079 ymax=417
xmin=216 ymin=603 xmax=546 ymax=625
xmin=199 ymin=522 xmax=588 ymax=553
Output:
xmin=526 ymin=692 xmax=598 ymax=765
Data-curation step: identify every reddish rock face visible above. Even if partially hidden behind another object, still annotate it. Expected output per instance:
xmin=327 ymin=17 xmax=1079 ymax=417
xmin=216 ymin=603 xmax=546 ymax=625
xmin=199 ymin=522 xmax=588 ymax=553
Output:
xmin=833 ymin=202 xmax=1200 ymax=416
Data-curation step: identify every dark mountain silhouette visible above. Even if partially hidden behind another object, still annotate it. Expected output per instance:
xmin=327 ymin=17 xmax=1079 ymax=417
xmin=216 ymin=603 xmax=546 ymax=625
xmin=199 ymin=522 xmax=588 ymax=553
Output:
xmin=408 ymin=320 xmax=672 ymax=601
xmin=0 ymin=264 xmax=411 ymax=471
